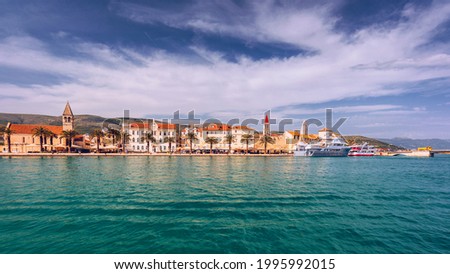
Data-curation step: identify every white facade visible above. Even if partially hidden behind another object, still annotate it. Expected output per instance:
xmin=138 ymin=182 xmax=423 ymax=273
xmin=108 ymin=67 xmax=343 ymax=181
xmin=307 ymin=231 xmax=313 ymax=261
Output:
xmin=181 ymin=125 xmax=256 ymax=151
xmin=126 ymin=122 xmax=177 ymax=153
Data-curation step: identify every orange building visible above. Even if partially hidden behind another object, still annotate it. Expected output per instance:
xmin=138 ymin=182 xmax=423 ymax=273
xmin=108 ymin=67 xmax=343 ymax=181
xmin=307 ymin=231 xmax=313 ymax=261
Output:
xmin=3 ymin=102 xmax=76 ymax=153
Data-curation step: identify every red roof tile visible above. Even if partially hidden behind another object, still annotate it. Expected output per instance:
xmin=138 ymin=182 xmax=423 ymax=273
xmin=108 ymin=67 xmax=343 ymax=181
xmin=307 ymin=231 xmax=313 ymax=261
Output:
xmin=9 ymin=124 xmax=64 ymax=135
xmin=232 ymin=125 xmax=254 ymax=131
xmin=157 ymin=123 xmax=176 ymax=130
xmin=203 ymin=124 xmax=231 ymax=131
xmin=130 ymin=123 xmax=150 ymax=129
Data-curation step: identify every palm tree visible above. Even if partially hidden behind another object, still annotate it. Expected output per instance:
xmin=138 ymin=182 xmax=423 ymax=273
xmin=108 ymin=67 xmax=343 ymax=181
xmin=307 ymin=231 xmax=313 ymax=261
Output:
xmin=164 ymin=136 xmax=176 ymax=154
xmin=121 ymin=131 xmax=131 ymax=153
xmin=142 ymin=132 xmax=156 ymax=153
xmin=92 ymin=129 xmax=105 ymax=153
xmin=44 ymin=129 xmax=57 ymax=152
xmin=205 ymin=137 xmax=219 ymax=154
xmin=240 ymin=133 xmax=254 ymax=154
xmin=108 ymin=128 xmax=121 ymax=147
xmin=186 ymin=131 xmax=198 ymax=155
xmin=259 ymin=135 xmax=276 ymax=154
xmin=2 ymin=127 xmax=13 ymax=153
xmin=62 ymin=130 xmax=78 ymax=153
xmin=32 ymin=126 xmax=47 ymax=152
xmin=224 ymin=133 xmax=235 ymax=154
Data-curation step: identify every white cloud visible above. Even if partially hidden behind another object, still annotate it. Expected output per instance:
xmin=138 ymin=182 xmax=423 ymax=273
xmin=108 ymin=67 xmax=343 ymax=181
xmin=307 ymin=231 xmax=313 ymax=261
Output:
xmin=0 ymin=0 xmax=450 ymax=139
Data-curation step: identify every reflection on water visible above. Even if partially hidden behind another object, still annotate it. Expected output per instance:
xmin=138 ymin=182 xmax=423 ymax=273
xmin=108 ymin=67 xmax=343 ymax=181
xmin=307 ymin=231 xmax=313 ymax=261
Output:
xmin=0 ymin=156 xmax=449 ymax=253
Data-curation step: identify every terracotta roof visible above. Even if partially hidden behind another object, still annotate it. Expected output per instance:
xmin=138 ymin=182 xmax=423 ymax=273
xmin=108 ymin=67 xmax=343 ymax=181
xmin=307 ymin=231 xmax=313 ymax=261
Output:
xmin=203 ymin=124 xmax=231 ymax=131
xmin=9 ymin=124 xmax=63 ymax=135
xmin=130 ymin=123 xmax=150 ymax=129
xmin=319 ymin=128 xmax=332 ymax=132
xmin=157 ymin=123 xmax=176 ymax=130
xmin=63 ymin=102 xmax=74 ymax=116
xmin=232 ymin=125 xmax=254 ymax=131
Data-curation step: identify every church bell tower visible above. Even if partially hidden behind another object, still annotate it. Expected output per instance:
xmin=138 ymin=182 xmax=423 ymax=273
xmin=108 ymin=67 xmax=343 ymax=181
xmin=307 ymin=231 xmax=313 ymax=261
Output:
xmin=62 ymin=101 xmax=74 ymax=131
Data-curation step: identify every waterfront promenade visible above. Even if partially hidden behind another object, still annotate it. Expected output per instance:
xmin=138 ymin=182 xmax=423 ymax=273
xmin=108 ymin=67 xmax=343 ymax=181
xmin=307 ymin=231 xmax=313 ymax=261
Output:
xmin=0 ymin=152 xmax=292 ymax=157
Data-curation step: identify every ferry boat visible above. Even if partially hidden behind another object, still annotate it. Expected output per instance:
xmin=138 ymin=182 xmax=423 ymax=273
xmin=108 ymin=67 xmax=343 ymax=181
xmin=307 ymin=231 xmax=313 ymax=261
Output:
xmin=348 ymin=143 xmax=376 ymax=156
xmin=294 ymin=138 xmax=351 ymax=157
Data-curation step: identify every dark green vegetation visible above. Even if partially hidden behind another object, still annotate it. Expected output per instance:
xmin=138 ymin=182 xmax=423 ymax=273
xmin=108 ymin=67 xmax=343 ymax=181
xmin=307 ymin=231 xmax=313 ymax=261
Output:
xmin=344 ymin=135 xmax=405 ymax=150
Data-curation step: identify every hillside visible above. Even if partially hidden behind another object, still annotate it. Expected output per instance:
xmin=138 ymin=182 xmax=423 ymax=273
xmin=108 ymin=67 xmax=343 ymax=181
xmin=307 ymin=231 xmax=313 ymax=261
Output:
xmin=343 ymin=135 xmax=405 ymax=150
xmin=379 ymin=138 xmax=450 ymax=150
xmin=0 ymin=113 xmax=117 ymax=134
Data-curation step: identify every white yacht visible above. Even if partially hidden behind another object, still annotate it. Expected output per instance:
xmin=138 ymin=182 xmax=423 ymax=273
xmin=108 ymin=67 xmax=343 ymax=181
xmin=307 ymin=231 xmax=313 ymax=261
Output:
xmin=294 ymin=138 xmax=351 ymax=157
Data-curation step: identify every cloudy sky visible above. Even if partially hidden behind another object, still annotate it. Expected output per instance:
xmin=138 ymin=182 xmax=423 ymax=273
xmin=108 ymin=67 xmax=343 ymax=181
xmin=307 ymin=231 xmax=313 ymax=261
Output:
xmin=1 ymin=0 xmax=450 ymax=138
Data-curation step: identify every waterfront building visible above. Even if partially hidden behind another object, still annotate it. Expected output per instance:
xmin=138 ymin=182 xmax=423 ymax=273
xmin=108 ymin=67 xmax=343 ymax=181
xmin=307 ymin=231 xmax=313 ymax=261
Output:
xmin=126 ymin=122 xmax=177 ymax=153
xmin=2 ymin=102 xmax=89 ymax=153
xmin=180 ymin=124 xmax=256 ymax=152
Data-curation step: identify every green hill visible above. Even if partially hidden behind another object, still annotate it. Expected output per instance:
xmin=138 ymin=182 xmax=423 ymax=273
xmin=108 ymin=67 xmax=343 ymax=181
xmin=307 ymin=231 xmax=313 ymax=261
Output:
xmin=0 ymin=113 xmax=161 ymax=135
xmin=0 ymin=113 xmax=117 ymax=134
xmin=344 ymin=135 xmax=404 ymax=150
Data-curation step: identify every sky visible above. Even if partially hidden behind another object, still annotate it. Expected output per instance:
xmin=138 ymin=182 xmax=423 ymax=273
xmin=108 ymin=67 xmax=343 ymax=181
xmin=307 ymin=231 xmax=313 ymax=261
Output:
xmin=1 ymin=0 xmax=450 ymax=138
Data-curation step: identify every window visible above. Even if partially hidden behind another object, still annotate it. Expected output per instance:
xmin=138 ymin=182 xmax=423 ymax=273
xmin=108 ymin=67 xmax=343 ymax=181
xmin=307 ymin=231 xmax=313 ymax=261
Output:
xmin=132 ymin=138 xmax=135 ymax=142
xmin=133 ymin=145 xmax=135 ymax=150
xmin=22 ymin=137 xmax=25 ymax=143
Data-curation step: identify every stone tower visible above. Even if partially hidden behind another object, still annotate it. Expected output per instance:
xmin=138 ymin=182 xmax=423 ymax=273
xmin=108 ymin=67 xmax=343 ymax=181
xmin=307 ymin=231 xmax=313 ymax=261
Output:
xmin=264 ymin=113 xmax=270 ymax=136
xmin=62 ymin=101 xmax=74 ymax=131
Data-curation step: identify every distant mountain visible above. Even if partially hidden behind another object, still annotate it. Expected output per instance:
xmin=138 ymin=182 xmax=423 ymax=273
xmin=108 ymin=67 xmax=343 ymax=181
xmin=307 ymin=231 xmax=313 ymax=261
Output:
xmin=379 ymin=138 xmax=450 ymax=150
xmin=344 ymin=135 xmax=404 ymax=150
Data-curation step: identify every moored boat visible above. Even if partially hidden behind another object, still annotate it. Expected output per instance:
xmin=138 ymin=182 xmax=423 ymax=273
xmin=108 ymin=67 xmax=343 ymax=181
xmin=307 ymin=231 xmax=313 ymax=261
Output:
xmin=294 ymin=138 xmax=350 ymax=157
xmin=348 ymin=143 xmax=376 ymax=156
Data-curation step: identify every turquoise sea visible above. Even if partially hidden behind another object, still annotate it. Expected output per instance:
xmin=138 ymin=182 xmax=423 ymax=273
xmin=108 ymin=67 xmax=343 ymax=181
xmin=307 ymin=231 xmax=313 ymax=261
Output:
xmin=0 ymin=156 xmax=449 ymax=254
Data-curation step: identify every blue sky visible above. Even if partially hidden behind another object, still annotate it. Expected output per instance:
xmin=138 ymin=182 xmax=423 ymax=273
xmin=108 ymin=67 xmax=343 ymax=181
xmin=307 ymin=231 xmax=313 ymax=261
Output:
xmin=1 ymin=0 xmax=450 ymax=138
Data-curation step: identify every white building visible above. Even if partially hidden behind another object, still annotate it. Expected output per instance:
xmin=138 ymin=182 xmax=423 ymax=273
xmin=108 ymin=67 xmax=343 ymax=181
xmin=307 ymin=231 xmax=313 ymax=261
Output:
xmin=181 ymin=124 xmax=256 ymax=152
xmin=126 ymin=122 xmax=177 ymax=153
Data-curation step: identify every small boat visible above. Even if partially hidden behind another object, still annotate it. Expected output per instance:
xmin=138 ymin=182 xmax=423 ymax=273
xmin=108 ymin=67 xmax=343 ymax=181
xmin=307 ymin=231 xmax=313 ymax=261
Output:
xmin=348 ymin=143 xmax=376 ymax=156
xmin=294 ymin=138 xmax=351 ymax=157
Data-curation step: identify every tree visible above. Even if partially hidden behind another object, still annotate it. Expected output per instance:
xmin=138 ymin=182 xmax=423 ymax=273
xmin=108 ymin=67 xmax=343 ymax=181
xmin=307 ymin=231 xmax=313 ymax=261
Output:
xmin=164 ymin=136 xmax=176 ymax=154
xmin=62 ymin=130 xmax=78 ymax=153
xmin=186 ymin=131 xmax=198 ymax=155
xmin=121 ymin=131 xmax=131 ymax=153
xmin=142 ymin=132 xmax=156 ymax=153
xmin=92 ymin=129 xmax=105 ymax=153
xmin=108 ymin=128 xmax=121 ymax=147
xmin=2 ymin=127 xmax=13 ymax=153
xmin=44 ymin=129 xmax=57 ymax=152
xmin=240 ymin=134 xmax=254 ymax=154
xmin=259 ymin=135 xmax=276 ymax=154
xmin=205 ymin=137 xmax=219 ymax=154
xmin=32 ymin=126 xmax=47 ymax=152
xmin=224 ymin=133 xmax=235 ymax=154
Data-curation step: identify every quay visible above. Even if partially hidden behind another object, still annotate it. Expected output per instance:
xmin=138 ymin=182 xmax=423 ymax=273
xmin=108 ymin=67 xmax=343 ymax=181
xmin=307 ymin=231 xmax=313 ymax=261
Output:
xmin=0 ymin=152 xmax=293 ymax=157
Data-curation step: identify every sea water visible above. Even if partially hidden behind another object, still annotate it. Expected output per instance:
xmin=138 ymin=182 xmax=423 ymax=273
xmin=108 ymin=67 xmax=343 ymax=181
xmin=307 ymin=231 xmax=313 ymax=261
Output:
xmin=0 ymin=156 xmax=449 ymax=253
